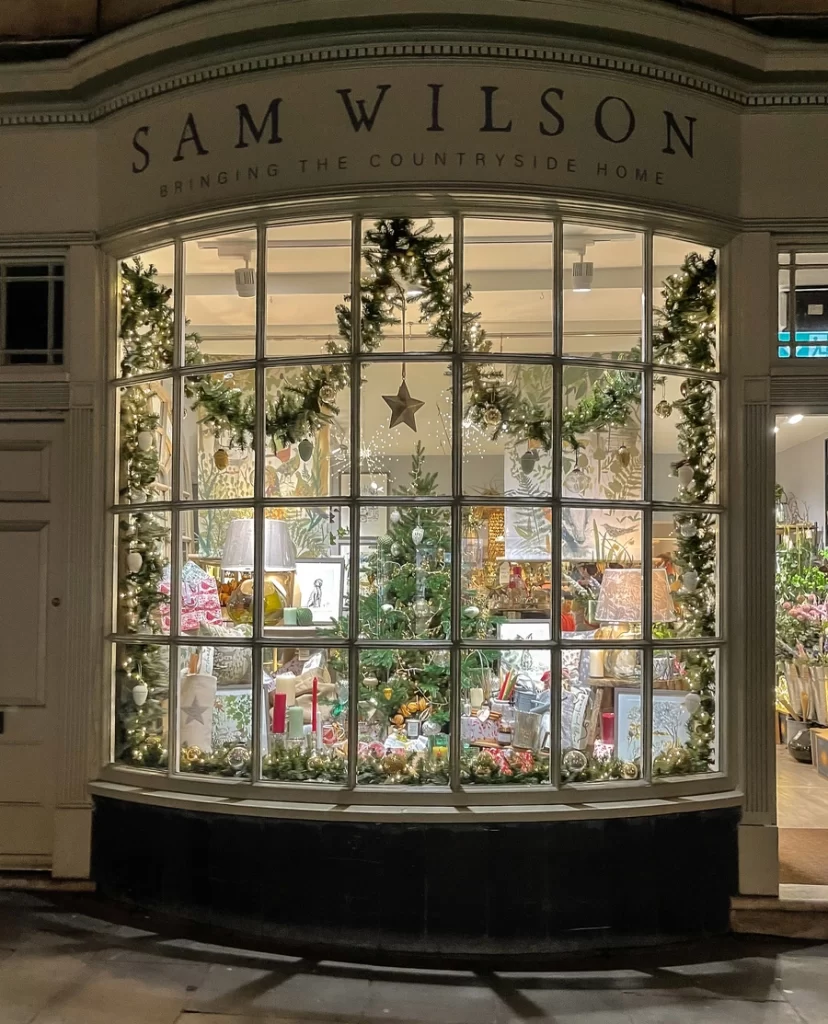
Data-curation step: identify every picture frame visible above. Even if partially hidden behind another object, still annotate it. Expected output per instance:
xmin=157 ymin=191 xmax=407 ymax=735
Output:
xmin=613 ymin=687 xmax=691 ymax=763
xmin=294 ymin=558 xmax=345 ymax=624
xmin=339 ymin=472 xmax=389 ymax=539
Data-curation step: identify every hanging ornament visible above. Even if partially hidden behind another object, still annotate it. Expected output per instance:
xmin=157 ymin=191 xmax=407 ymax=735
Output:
xmin=126 ymin=551 xmax=143 ymax=574
xmin=616 ymin=444 xmax=631 ymax=468
xmin=679 ymin=520 xmax=698 ymax=538
xmin=683 ymin=692 xmax=702 ymax=714
xmin=422 ymin=719 xmax=441 ymax=737
xmin=381 ymin=602 xmax=394 ymax=613
xmin=483 ymin=404 xmax=502 ymax=428
xmin=677 ymin=463 xmax=694 ymax=487
xmin=464 ymin=605 xmax=480 ymax=619
xmin=682 ymin=570 xmax=699 ymax=593
xmin=655 ymin=400 xmax=673 ymax=419
xmin=566 ymin=467 xmax=588 ymax=494
xmin=298 ymin=438 xmax=314 ymax=462
xmin=391 ymin=542 xmax=402 ymax=557
xmin=520 ymin=448 xmax=540 ymax=475
xmin=413 ymin=596 xmax=430 ymax=618
xmin=131 ymin=681 xmax=148 ymax=707
xmin=363 ymin=674 xmax=379 ymax=689
xmin=412 ymin=523 xmax=424 ymax=546
xmin=382 ymin=687 xmax=393 ymax=700
xmin=383 ymin=379 xmax=425 ymax=431
xmin=136 ymin=430 xmax=153 ymax=452
xmin=318 ymin=384 xmax=337 ymax=406
xmin=390 ymin=509 xmax=401 ymax=525
xmin=213 ymin=448 xmax=229 ymax=470
xmin=430 ymin=650 xmax=450 ymax=669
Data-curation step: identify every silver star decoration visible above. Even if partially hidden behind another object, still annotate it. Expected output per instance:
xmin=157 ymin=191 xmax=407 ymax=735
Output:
xmin=181 ymin=696 xmax=209 ymax=725
xmin=382 ymin=379 xmax=425 ymax=431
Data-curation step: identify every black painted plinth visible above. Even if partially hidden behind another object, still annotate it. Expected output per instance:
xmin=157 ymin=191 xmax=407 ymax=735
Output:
xmin=92 ymin=797 xmax=739 ymax=961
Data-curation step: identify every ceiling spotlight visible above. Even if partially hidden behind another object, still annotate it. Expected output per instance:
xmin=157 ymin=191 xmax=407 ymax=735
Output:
xmin=234 ymin=257 xmax=256 ymax=298
xmin=572 ymin=260 xmax=594 ymax=293
xmin=788 ymin=414 xmax=804 ymax=425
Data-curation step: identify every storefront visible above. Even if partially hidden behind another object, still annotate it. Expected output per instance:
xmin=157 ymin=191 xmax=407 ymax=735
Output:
xmin=2 ymin=0 xmax=826 ymax=954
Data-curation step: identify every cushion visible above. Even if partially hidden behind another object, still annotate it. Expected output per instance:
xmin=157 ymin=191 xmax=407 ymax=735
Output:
xmin=197 ymin=621 xmax=253 ymax=685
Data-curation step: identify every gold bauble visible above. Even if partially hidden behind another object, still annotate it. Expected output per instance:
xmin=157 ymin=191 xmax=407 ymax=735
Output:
xmin=214 ymin=448 xmax=229 ymax=469
xmin=620 ymin=761 xmax=639 ymax=780
xmin=382 ymin=687 xmax=393 ymax=699
xmin=181 ymin=745 xmax=202 ymax=764
xmin=382 ymin=753 xmax=407 ymax=774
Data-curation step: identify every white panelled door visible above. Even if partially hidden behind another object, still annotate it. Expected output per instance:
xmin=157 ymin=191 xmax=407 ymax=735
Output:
xmin=0 ymin=419 xmax=66 ymax=869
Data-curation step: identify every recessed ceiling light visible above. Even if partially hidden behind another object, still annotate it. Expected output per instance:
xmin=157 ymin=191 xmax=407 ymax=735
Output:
xmin=788 ymin=414 xmax=804 ymax=425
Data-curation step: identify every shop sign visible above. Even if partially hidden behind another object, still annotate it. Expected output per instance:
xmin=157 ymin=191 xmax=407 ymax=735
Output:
xmin=100 ymin=60 xmax=739 ymax=229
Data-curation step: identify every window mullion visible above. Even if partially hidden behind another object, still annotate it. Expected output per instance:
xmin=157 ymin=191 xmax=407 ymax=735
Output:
xmin=346 ymin=214 xmax=362 ymax=791
xmin=450 ymin=212 xmax=464 ymax=792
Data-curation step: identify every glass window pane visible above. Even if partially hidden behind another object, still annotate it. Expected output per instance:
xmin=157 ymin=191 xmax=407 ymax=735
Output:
xmin=182 ymin=368 xmax=255 ymax=502
xmin=357 ymin=648 xmax=450 ymax=784
xmin=652 ymin=648 xmax=717 ymax=777
xmin=461 ymin=647 xmax=551 ymax=784
xmin=6 ymin=280 xmax=49 ymax=350
xmin=652 ymin=373 xmax=718 ymax=505
xmin=118 ymin=245 xmax=175 ymax=377
xmin=117 ymin=380 xmax=174 ymax=505
xmin=184 ymin=228 xmax=257 ymax=365
xmin=562 ymin=365 xmax=642 ymax=501
xmin=262 ymin=646 xmax=348 ymax=782
xmin=463 ymin=362 xmax=553 ymax=497
xmin=360 ymin=362 xmax=451 ymax=496
xmin=560 ymin=647 xmax=642 ymax=784
xmin=653 ymin=236 xmax=718 ymax=371
xmin=115 ymin=509 xmax=171 ymax=636
xmin=653 ymin=512 xmax=718 ymax=639
xmin=266 ymin=219 xmax=351 ymax=357
xmin=176 ymin=642 xmax=253 ymax=778
xmin=53 ymin=279 xmax=64 ymax=351
xmin=563 ymin=223 xmax=643 ymax=358
xmin=264 ymin=364 xmax=350 ymax=499
xmin=360 ymin=217 xmax=453 ymax=353
xmin=463 ymin=217 xmax=554 ymax=354
xmin=115 ymin=641 xmax=169 ymax=770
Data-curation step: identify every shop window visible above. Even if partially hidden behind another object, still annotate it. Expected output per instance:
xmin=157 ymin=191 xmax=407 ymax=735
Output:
xmin=110 ymin=216 xmax=722 ymax=792
xmin=0 ymin=261 xmax=64 ymax=366
xmin=778 ymin=250 xmax=828 ymax=359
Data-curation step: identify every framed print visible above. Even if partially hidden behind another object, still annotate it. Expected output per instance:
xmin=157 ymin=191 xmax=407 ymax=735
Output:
xmin=497 ymin=621 xmax=551 ymax=681
xmin=295 ymin=558 xmax=345 ymax=624
xmin=613 ymin=688 xmax=691 ymax=763
xmin=339 ymin=472 xmax=389 ymax=538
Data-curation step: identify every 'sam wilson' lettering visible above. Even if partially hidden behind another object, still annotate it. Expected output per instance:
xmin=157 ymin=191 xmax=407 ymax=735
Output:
xmin=130 ymin=83 xmax=697 ymax=172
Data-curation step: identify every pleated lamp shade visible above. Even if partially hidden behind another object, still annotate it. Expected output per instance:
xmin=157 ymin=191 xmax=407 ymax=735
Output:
xmin=595 ymin=567 xmax=675 ymax=624
xmin=221 ymin=519 xmax=297 ymax=572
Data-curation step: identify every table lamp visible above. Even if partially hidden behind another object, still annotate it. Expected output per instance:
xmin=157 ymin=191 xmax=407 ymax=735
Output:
xmin=594 ymin=568 xmax=675 ymax=678
xmin=222 ymin=518 xmax=297 ymax=625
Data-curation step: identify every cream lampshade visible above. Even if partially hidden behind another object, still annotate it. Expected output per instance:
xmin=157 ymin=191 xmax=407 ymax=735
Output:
xmin=595 ymin=567 xmax=675 ymax=625
xmin=221 ymin=519 xmax=297 ymax=572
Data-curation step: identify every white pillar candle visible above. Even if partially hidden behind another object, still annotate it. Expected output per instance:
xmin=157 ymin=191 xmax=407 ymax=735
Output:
xmin=274 ymin=675 xmax=296 ymax=707
xmin=589 ymin=650 xmax=605 ymax=679
xmin=470 ymin=687 xmax=484 ymax=710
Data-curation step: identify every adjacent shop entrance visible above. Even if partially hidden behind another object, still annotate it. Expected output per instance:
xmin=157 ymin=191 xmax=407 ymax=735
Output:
xmin=774 ymin=411 xmax=828 ymax=885
xmin=0 ymin=419 xmax=66 ymax=869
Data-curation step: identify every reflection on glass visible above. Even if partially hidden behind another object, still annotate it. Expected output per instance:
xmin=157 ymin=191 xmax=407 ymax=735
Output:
xmin=562 ymin=365 xmax=642 ymax=501
xmin=653 ymin=512 xmax=717 ymax=639
xmin=461 ymin=647 xmax=551 ymax=785
xmin=463 ymin=362 xmax=552 ymax=497
xmin=267 ymin=220 xmax=352 ymax=357
xmin=261 ymin=647 xmax=348 ymax=783
xmin=360 ymin=217 xmax=453 ymax=353
xmin=357 ymin=649 xmax=450 ymax=784
xmin=184 ymin=229 xmax=257 ymax=364
xmin=560 ymin=647 xmax=642 ymax=783
xmin=118 ymin=245 xmax=175 ymax=377
xmin=563 ymin=223 xmax=643 ymax=358
xmin=652 ymin=649 xmax=717 ymax=777
xmin=358 ymin=504 xmax=451 ymax=641
xmin=115 ymin=641 xmax=169 ymax=769
xmin=117 ymin=379 xmax=174 ymax=505
xmin=264 ymin=364 xmax=349 ymax=499
xmin=653 ymin=235 xmax=718 ymax=371
xmin=360 ymin=363 xmax=451 ymax=493
xmin=652 ymin=374 xmax=718 ymax=505
xmin=182 ymin=368 xmax=255 ymax=501
xmin=463 ymin=218 xmax=554 ymax=354
xmin=115 ymin=509 xmax=170 ymax=636
xmin=176 ymin=642 xmax=252 ymax=778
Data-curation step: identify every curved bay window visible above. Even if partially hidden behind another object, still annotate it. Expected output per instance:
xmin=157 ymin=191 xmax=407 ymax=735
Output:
xmin=110 ymin=212 xmax=721 ymax=797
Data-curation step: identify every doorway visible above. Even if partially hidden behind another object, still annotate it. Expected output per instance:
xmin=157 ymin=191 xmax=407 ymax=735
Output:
xmin=0 ymin=419 xmax=66 ymax=870
xmin=774 ymin=412 xmax=828 ymax=885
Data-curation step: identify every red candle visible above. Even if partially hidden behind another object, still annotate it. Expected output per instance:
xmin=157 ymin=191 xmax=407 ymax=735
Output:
xmin=311 ymin=676 xmax=319 ymax=731
xmin=602 ymin=712 xmax=615 ymax=745
xmin=273 ymin=692 xmax=287 ymax=734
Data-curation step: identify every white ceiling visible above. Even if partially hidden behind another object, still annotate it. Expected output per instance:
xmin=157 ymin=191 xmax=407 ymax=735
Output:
xmin=775 ymin=414 xmax=828 ymax=452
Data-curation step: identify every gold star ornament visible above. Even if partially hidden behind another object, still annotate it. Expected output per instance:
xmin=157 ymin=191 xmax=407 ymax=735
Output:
xmin=383 ymin=379 xmax=425 ymax=431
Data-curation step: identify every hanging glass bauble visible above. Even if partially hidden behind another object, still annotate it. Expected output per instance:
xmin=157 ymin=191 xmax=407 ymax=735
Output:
xmin=677 ymin=463 xmax=694 ymax=486
xmin=520 ymin=448 xmax=540 ymax=475
xmin=213 ymin=448 xmax=229 ymax=469
xmin=412 ymin=525 xmax=425 ymax=546
xmin=566 ymin=467 xmax=588 ymax=494
xmin=126 ymin=551 xmax=143 ymax=573
xmin=391 ymin=542 xmax=402 ymax=557
xmin=298 ymin=438 xmax=314 ymax=462
xmin=131 ymin=682 xmax=148 ymax=707
xmin=430 ymin=649 xmax=450 ymax=668
xmin=616 ymin=444 xmax=631 ymax=468
xmin=413 ymin=597 xmax=430 ymax=618
xmin=363 ymin=674 xmax=379 ymax=689
xmin=483 ymin=404 xmax=502 ymax=428
xmin=381 ymin=603 xmax=394 ymax=613
xmin=422 ymin=719 xmax=441 ymax=737
xmin=655 ymin=400 xmax=673 ymax=419
xmin=136 ymin=430 xmax=154 ymax=452
xmin=682 ymin=570 xmax=699 ymax=592
xmin=683 ymin=692 xmax=702 ymax=714
xmin=464 ymin=605 xmax=480 ymax=619
xmin=319 ymin=384 xmax=337 ymax=406
xmin=679 ymin=520 xmax=698 ymax=538
xmin=390 ymin=510 xmax=401 ymax=525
